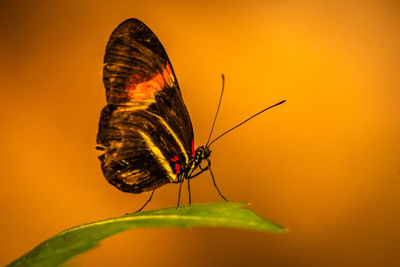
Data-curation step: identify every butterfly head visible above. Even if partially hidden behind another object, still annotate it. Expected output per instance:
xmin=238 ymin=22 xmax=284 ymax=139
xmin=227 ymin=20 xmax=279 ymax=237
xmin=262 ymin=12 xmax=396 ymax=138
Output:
xmin=195 ymin=146 xmax=211 ymax=161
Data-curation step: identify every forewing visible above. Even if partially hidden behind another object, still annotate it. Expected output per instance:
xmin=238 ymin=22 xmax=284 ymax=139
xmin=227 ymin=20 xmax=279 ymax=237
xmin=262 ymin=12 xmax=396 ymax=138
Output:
xmin=103 ymin=18 xmax=193 ymax=152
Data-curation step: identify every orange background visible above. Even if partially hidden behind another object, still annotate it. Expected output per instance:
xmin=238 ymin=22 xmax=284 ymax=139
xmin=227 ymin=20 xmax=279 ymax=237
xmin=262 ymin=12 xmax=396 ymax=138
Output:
xmin=1 ymin=0 xmax=399 ymax=266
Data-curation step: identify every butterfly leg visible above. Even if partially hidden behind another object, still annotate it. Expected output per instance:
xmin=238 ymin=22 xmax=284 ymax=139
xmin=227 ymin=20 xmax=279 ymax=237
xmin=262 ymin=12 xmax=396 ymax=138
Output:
xmin=176 ymin=175 xmax=184 ymax=209
xmin=187 ymin=178 xmax=191 ymax=205
xmin=187 ymin=166 xmax=209 ymax=179
xmin=207 ymin=159 xmax=228 ymax=202
xmin=127 ymin=189 xmax=155 ymax=214
xmin=185 ymin=164 xmax=211 ymax=204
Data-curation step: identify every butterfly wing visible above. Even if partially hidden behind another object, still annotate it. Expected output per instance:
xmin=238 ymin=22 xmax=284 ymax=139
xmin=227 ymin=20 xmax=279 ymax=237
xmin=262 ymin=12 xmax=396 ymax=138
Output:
xmin=97 ymin=19 xmax=194 ymax=193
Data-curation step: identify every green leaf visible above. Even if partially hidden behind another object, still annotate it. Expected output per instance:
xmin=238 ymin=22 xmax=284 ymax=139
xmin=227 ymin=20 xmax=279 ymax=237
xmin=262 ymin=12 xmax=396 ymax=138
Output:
xmin=7 ymin=202 xmax=286 ymax=267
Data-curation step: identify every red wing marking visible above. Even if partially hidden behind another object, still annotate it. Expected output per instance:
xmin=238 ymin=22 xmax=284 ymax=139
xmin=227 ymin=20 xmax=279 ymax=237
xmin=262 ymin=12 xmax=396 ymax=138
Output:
xmin=191 ymin=139 xmax=195 ymax=158
xmin=174 ymin=163 xmax=181 ymax=174
xmin=172 ymin=155 xmax=180 ymax=174
xmin=126 ymin=63 xmax=175 ymax=101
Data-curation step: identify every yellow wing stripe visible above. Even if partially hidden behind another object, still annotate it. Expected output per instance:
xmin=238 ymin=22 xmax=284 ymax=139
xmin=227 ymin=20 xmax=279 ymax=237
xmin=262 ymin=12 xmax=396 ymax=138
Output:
xmin=138 ymin=130 xmax=178 ymax=182
xmin=150 ymin=112 xmax=189 ymax=163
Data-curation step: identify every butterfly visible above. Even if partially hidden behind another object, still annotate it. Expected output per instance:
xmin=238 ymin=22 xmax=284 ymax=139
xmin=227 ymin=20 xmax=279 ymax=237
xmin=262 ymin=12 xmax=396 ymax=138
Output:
xmin=96 ymin=18 xmax=285 ymax=211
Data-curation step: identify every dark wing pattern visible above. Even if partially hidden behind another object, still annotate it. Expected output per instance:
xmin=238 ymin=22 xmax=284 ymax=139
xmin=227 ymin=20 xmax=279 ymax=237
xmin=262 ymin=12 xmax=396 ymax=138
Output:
xmin=97 ymin=19 xmax=194 ymax=193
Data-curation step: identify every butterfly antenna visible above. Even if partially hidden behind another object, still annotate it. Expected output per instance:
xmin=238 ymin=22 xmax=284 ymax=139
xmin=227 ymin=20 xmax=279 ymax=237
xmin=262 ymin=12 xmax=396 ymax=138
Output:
xmin=207 ymin=100 xmax=286 ymax=147
xmin=205 ymin=74 xmax=225 ymax=147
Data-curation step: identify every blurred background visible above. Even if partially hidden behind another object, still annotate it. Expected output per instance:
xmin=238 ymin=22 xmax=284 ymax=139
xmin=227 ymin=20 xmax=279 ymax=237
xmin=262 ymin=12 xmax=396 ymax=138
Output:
xmin=1 ymin=0 xmax=399 ymax=266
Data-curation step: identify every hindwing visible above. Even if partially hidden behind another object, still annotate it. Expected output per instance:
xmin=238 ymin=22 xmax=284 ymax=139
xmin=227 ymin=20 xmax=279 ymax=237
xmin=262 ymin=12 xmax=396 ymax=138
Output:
xmin=97 ymin=105 xmax=188 ymax=193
